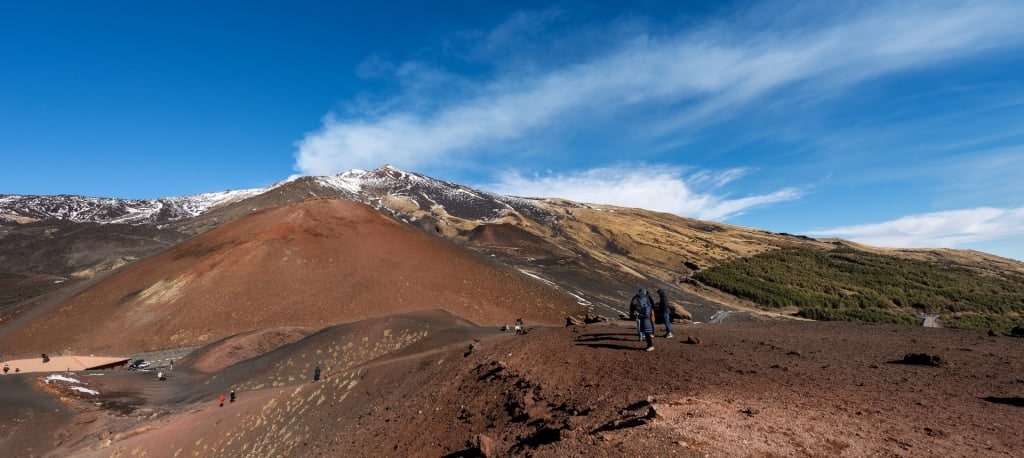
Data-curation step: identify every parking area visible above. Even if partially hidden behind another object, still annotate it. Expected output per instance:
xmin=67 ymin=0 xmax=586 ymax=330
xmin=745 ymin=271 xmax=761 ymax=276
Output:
xmin=127 ymin=346 xmax=200 ymax=371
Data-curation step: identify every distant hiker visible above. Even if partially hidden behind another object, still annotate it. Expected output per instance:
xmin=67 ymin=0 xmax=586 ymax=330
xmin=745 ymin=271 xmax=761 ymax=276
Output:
xmin=630 ymin=288 xmax=656 ymax=351
xmin=42 ymin=353 xmax=49 ymax=363
xmin=230 ymin=390 xmax=236 ymax=403
xmin=313 ymin=365 xmax=321 ymax=382
xmin=157 ymin=371 xmax=165 ymax=381
xmin=3 ymin=364 xmax=8 ymax=374
xmin=657 ymin=289 xmax=674 ymax=339
xmin=514 ymin=318 xmax=525 ymax=335
xmin=169 ymin=360 xmax=173 ymax=371
xmin=219 ymin=394 xmax=225 ymax=407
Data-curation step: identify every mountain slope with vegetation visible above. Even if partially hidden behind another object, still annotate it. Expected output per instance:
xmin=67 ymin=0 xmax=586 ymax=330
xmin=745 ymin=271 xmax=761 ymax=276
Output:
xmin=694 ymin=246 xmax=1024 ymax=330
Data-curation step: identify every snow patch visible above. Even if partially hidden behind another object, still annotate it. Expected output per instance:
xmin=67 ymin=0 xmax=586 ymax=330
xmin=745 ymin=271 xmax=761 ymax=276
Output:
xmin=518 ymin=269 xmax=556 ymax=287
xmin=44 ymin=374 xmax=100 ymax=395
xmin=70 ymin=386 xmax=99 ymax=395
xmin=44 ymin=374 xmax=82 ymax=384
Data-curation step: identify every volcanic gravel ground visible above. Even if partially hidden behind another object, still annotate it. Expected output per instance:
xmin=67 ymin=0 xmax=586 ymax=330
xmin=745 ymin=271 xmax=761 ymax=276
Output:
xmin=9 ymin=317 xmax=1019 ymax=457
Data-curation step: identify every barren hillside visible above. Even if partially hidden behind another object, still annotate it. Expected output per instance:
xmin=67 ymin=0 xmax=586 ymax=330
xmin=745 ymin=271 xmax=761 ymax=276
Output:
xmin=0 ymin=198 xmax=578 ymax=357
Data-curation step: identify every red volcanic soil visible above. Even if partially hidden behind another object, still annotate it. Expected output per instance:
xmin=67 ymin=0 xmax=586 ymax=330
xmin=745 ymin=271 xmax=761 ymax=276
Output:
xmin=5 ymin=315 xmax=1023 ymax=457
xmin=0 ymin=198 xmax=578 ymax=357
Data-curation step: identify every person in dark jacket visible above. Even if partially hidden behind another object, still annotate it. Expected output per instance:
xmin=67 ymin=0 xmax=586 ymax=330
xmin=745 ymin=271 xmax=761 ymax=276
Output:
xmin=657 ymin=289 xmax=674 ymax=338
xmin=630 ymin=288 xmax=656 ymax=351
xmin=313 ymin=365 xmax=321 ymax=382
xmin=629 ymin=299 xmax=642 ymax=341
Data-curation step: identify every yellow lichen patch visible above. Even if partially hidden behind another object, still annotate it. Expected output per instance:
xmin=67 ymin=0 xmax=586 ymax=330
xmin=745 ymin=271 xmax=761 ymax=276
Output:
xmin=0 ymin=213 xmax=39 ymax=224
xmin=135 ymin=278 xmax=187 ymax=307
xmin=380 ymin=194 xmax=420 ymax=213
xmin=261 ymin=399 xmax=277 ymax=412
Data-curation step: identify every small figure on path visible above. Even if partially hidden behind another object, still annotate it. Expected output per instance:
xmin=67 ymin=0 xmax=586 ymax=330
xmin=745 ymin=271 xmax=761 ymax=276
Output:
xmin=514 ymin=318 xmax=525 ymax=335
xmin=656 ymin=289 xmax=673 ymax=339
xmin=313 ymin=365 xmax=321 ymax=382
xmin=464 ymin=339 xmax=481 ymax=357
xmin=630 ymin=288 xmax=656 ymax=351
xmin=230 ymin=390 xmax=236 ymax=402
xmin=157 ymin=371 xmax=165 ymax=381
xmin=169 ymin=360 xmax=173 ymax=371
xmin=219 ymin=394 xmax=225 ymax=407
xmin=3 ymin=364 xmax=9 ymax=374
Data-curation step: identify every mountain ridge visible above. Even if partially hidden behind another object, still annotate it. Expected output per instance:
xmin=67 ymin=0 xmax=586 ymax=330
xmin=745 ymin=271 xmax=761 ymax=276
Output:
xmin=2 ymin=165 xmax=1022 ymax=332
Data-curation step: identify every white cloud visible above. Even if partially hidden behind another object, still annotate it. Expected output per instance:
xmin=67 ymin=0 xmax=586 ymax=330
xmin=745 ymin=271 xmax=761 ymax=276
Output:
xmin=806 ymin=207 xmax=1024 ymax=249
xmin=485 ymin=165 xmax=802 ymax=221
xmin=293 ymin=0 xmax=1024 ymax=177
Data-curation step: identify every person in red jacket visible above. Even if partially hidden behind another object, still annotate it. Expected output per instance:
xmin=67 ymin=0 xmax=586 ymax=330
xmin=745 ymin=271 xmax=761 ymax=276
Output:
xmin=219 ymin=394 xmax=225 ymax=407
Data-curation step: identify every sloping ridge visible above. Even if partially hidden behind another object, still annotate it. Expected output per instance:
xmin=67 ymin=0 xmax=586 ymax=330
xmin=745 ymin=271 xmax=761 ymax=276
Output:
xmin=0 ymin=198 xmax=578 ymax=357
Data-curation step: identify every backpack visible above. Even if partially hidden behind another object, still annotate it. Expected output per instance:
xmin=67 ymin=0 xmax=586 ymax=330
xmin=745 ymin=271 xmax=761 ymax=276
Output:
xmin=635 ymin=294 xmax=652 ymax=316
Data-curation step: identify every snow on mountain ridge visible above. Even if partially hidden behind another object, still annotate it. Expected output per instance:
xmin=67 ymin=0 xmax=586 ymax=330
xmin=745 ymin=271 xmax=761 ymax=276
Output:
xmin=0 ymin=188 xmax=264 ymax=225
xmin=0 ymin=165 xmax=553 ymax=226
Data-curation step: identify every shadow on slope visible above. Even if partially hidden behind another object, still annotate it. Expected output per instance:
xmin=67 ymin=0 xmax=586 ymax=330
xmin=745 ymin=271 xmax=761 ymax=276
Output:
xmin=43 ymin=309 xmax=503 ymax=457
xmin=157 ymin=309 xmax=497 ymax=405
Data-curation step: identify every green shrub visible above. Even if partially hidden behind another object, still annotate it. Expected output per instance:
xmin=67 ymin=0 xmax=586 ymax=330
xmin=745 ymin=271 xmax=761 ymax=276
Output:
xmin=695 ymin=247 xmax=1024 ymax=329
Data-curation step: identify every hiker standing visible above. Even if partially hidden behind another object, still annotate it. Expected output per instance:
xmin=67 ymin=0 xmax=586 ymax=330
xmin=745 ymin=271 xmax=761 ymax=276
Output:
xmin=230 ymin=390 xmax=236 ymax=402
xmin=3 ymin=363 xmax=8 ymax=374
xmin=629 ymin=299 xmax=643 ymax=341
xmin=219 ymin=394 xmax=225 ymax=407
xmin=657 ymin=289 xmax=674 ymax=339
xmin=631 ymin=288 xmax=656 ymax=351
xmin=313 ymin=365 xmax=321 ymax=382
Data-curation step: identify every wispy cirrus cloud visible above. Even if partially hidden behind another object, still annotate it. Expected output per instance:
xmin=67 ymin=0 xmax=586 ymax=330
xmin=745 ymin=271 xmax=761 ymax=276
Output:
xmin=292 ymin=0 xmax=1024 ymax=233
xmin=486 ymin=165 xmax=802 ymax=221
xmin=293 ymin=0 xmax=1024 ymax=178
xmin=806 ymin=207 xmax=1024 ymax=251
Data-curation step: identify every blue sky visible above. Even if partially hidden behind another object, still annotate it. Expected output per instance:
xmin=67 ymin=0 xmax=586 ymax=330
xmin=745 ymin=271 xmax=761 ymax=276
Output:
xmin=2 ymin=1 xmax=1024 ymax=261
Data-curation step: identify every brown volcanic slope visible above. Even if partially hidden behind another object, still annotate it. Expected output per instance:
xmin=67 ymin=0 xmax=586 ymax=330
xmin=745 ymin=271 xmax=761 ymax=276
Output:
xmin=6 ymin=313 xmax=1023 ymax=457
xmin=0 ymin=198 xmax=578 ymax=357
